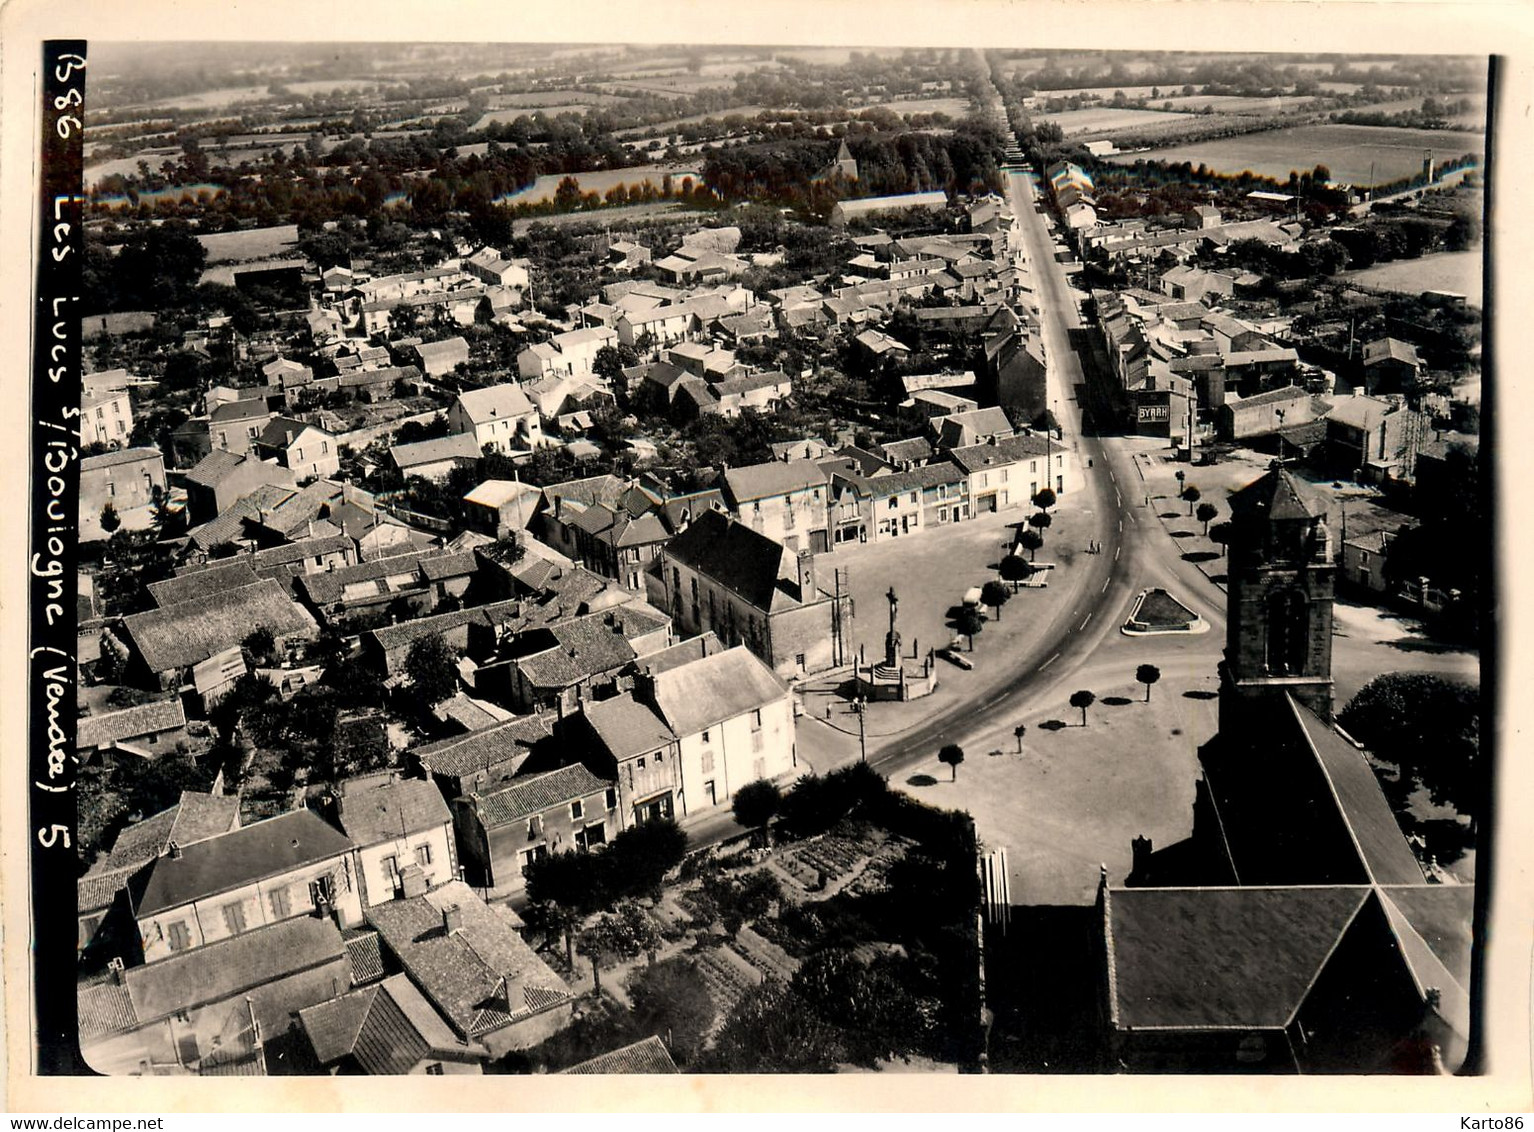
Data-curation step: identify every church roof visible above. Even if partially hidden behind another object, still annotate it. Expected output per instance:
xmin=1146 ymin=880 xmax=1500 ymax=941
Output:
xmin=1229 ymin=466 xmax=1320 ymax=523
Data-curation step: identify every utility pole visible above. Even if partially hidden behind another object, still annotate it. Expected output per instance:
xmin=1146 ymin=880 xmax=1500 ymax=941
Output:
xmin=854 ymin=696 xmax=867 ymax=763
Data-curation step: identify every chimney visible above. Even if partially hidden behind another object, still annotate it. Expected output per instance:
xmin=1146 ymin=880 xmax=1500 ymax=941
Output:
xmin=442 ymin=904 xmax=463 ymax=934
xmin=1131 ymin=835 xmax=1153 ymax=874
xmin=399 ymin=864 xmax=429 ymax=899
xmin=167 ymin=840 xmax=182 ymax=860
xmin=796 ymin=550 xmax=817 ymax=600
xmin=109 ymin=956 xmax=126 ymax=985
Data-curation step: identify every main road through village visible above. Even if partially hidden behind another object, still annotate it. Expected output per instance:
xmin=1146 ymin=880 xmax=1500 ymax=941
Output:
xmin=675 ymin=165 xmax=1230 ymax=852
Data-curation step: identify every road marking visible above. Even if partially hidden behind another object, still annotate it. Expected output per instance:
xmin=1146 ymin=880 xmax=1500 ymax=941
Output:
xmin=1039 ymin=653 xmax=1060 ymax=671
xmin=1081 ymin=613 xmax=1092 ymax=629
xmin=1101 ymin=578 xmax=1110 ymax=593
xmin=1109 ymin=471 xmax=1116 ymax=484
xmin=1118 ymin=519 xmax=1123 ymax=532
xmin=1115 ymin=491 xmax=1121 ymax=508
xmin=1115 ymin=546 xmax=1121 ymax=561
xmin=1128 ymin=513 xmax=1137 ymax=524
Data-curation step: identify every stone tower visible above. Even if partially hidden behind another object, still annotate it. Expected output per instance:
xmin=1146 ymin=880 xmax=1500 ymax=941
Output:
xmin=1218 ymin=464 xmax=1336 ymax=727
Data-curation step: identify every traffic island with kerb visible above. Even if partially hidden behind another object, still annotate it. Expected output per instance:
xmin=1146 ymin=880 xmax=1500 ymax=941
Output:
xmin=1122 ymin=587 xmax=1209 ymax=636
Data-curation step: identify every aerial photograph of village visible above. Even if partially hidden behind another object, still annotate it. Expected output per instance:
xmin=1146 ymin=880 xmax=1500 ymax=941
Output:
xmin=66 ymin=40 xmax=1486 ymax=1078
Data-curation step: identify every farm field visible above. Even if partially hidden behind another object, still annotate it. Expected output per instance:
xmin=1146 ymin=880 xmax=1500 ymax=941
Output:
xmin=283 ymin=78 xmax=380 ymax=96
xmin=1154 ymin=93 xmax=1322 ymax=115
xmin=1341 ymin=250 xmax=1483 ymax=307
xmin=867 ymin=96 xmax=972 ymax=118
xmin=472 ymin=107 xmax=596 ymax=128
xmin=133 ymin=85 xmax=276 ymax=111
xmin=1105 ymin=124 xmax=1486 ymax=185
xmin=1036 ymin=106 xmax=1190 ymax=136
xmin=495 ymin=163 xmax=701 ymax=205
xmin=614 ymin=106 xmax=769 ymax=138
xmin=490 ymin=90 xmax=631 ymax=109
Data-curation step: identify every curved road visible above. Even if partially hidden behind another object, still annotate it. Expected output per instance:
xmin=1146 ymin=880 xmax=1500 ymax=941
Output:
xmin=678 ymin=163 xmax=1226 ymax=850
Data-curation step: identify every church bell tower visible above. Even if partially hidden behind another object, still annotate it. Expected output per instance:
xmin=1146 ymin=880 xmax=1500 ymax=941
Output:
xmin=1218 ymin=464 xmax=1336 ymax=727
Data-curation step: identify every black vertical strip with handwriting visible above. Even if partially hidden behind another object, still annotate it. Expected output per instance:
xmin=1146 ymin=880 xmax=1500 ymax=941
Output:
xmin=32 ymin=40 xmax=90 ymax=1075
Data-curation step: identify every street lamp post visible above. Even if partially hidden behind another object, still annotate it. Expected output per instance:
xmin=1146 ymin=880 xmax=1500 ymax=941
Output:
xmin=853 ymin=696 xmax=867 ymax=763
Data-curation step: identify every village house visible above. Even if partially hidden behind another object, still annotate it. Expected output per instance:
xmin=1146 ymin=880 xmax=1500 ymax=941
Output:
xmin=650 ymin=510 xmax=849 ymax=680
xmin=83 ymin=376 xmax=134 ymax=448
xmin=462 ymin=247 xmax=529 ymax=290
xmin=77 ymin=699 xmax=188 ymax=761
xmin=128 ymin=808 xmax=362 ymax=966
xmin=78 ymin=914 xmax=350 ymax=1077
xmin=829 ymin=190 xmax=949 ymax=227
xmin=948 ymin=433 xmax=1075 ymax=511
xmin=1324 ymin=394 xmax=1423 ymax=481
xmin=405 ymin=337 xmax=471 ymax=378
xmin=320 ymin=772 xmax=458 ymax=910
xmin=517 ymin=326 xmax=618 ymax=381
xmin=447 ymin=384 xmax=545 ymax=455
xmin=462 ymin=478 xmax=544 ymax=538
xmin=1360 ymin=337 xmax=1423 ymax=394
xmin=1219 ymin=385 xmax=1322 ymax=441
xmin=253 ymin=416 xmax=342 ymax=482
xmin=81 ymin=447 xmax=165 ymax=527
xmin=560 ymin=1035 xmax=679 ymax=1075
xmin=411 ymin=714 xmax=553 ymax=799
xmin=608 ymin=240 xmax=652 ymax=272
xmin=475 ymin=605 xmax=672 ymax=715
xmin=932 ymin=406 xmax=1016 ymax=450
xmin=636 ymin=644 xmax=796 ymax=813
xmin=389 ymin=433 xmax=483 ymax=483
xmin=364 ymin=880 xmax=574 ymax=1057
xmin=831 ymin=461 xmax=970 ymax=543
xmin=298 ymin=972 xmax=489 ymax=1075
xmin=720 ymin=459 xmax=832 ymax=554
xmin=614 ymin=303 xmax=695 ymax=352
xmin=572 ymin=690 xmax=686 ymax=828
xmin=116 ymin=578 xmax=319 ymax=696
xmin=294 ymin=548 xmax=479 ymax=630
xmin=77 ymin=792 xmax=241 ymax=962
xmin=182 ymin=450 xmax=296 ymax=526
xmin=204 ymin=398 xmax=280 ymax=458
xmin=451 ymin=762 xmax=620 ymax=892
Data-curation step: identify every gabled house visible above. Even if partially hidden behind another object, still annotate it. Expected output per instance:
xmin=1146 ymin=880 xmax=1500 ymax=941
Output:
xmin=932 ymin=407 xmax=1015 ymax=450
xmin=948 ymin=432 xmax=1077 ymax=508
xmin=451 ymin=763 xmax=620 ymax=891
xmin=573 ymin=692 xmax=684 ymax=827
xmin=1361 ymin=337 xmax=1423 ymax=395
xmin=299 ymin=972 xmax=489 ymax=1075
xmin=405 ymin=337 xmax=471 ymax=378
xmin=517 ymin=326 xmax=618 ymax=381
xmin=389 ymin=433 xmax=483 ymax=483
xmin=720 ymin=459 xmax=832 ymax=554
xmin=82 ymin=379 xmax=134 ymax=448
xmin=80 ymin=448 xmax=165 ymax=531
xmin=182 ymin=450 xmax=296 ymax=526
xmin=463 ymin=247 xmax=529 ymax=290
xmin=447 ymin=385 xmax=545 ymax=455
xmin=128 ymin=808 xmax=362 ymax=965
xmin=77 ymin=699 xmax=188 ymax=760
xmin=324 ymin=772 xmax=458 ymax=910
xmin=364 ymin=880 xmax=574 ymax=1057
xmin=649 ymin=510 xmax=849 ymax=679
xmin=476 ymin=606 xmax=672 ymax=715
xmin=253 ymin=416 xmax=341 ymax=482
xmin=411 ymin=715 xmax=553 ymax=798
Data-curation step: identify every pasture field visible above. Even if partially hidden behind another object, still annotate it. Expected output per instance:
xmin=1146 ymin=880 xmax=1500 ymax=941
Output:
xmin=1153 ymin=94 xmax=1321 ymax=115
xmin=1036 ymin=106 xmax=1190 ymax=136
xmin=134 ymin=84 xmax=274 ymax=111
xmin=1342 ymin=250 xmax=1483 ymax=307
xmin=472 ymin=107 xmax=596 ymax=128
xmin=613 ymin=106 xmax=769 ymax=138
xmin=491 ymin=90 xmax=630 ymax=109
xmin=868 ymin=96 xmax=973 ymax=118
xmin=496 ymin=163 xmax=702 ymax=205
xmin=1105 ymin=124 xmax=1486 ymax=184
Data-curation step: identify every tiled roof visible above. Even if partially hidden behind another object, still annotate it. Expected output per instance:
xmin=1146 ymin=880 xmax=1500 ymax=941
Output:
xmin=722 ymin=459 xmax=828 ymax=504
xmin=346 ymin=931 xmax=387 ymax=985
xmin=183 ymin=448 xmax=245 ymax=488
xmin=103 ymin=792 xmax=241 ymax=873
xmin=78 ymin=978 xmax=138 ymax=1041
xmin=134 ymin=808 xmax=354 ymax=916
xmin=300 ymin=974 xmax=485 ymax=1074
xmin=147 ymin=561 xmax=261 ymax=607
xmin=81 ymin=447 xmax=163 ymax=473
xmin=413 ymin=715 xmax=552 ymax=780
xmin=1363 ymin=337 xmax=1420 ymax=366
xmin=946 ymin=433 xmax=1052 ymax=474
xmin=581 ymin=694 xmax=676 ymax=762
xmin=661 ymin=510 xmax=794 ymax=611
xmin=187 ymin=483 xmax=296 ymax=550
xmin=391 ymin=433 xmax=481 ymax=469
xmin=561 ymin=1034 xmax=679 ymax=1074
xmin=124 ymin=915 xmax=346 ymax=1023
xmin=296 ymin=550 xmax=433 ymax=606
xmin=78 ymin=698 xmax=186 ymax=749
xmin=365 ymin=881 xmax=571 ymax=1036
xmin=881 ymin=437 xmax=934 ymax=464
xmin=471 ymin=763 xmax=613 ymax=828
xmin=367 ymin=600 xmax=519 ymax=654
xmin=1106 ymin=885 xmax=1369 ymax=1029
xmin=455 ymin=384 xmax=534 ymax=425
xmin=256 ymin=415 xmax=332 ymax=449
xmin=78 ymin=865 xmax=139 ymax=913
xmin=122 ymin=579 xmax=316 ymax=673
xmin=335 ymin=774 xmax=452 ymax=848
xmin=649 ymin=645 xmax=789 ymax=738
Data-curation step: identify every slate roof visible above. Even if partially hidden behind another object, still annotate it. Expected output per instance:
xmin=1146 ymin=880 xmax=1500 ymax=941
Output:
xmin=133 ymin=808 xmax=354 ymax=916
xmin=77 ymin=698 xmax=186 ymax=750
xmin=471 ymin=763 xmax=613 ymax=828
xmin=561 ymin=1034 xmax=679 ymax=1074
xmin=147 ymin=561 xmax=261 ymax=607
xmin=721 ymin=459 xmax=828 ymax=504
xmin=649 ymin=645 xmax=789 ymax=738
xmin=124 ymin=914 xmax=346 ymax=1024
xmin=661 ymin=510 xmax=796 ymax=611
xmin=581 ymin=694 xmax=677 ymax=761
xmin=1228 ymin=467 xmax=1321 ymax=523
xmin=1288 ymin=698 xmax=1426 ymax=886
xmin=122 ymin=579 xmax=316 ymax=673
xmin=365 ymin=880 xmax=571 ymax=1037
xmin=334 ymin=774 xmax=452 ymax=848
xmin=1106 ymin=885 xmax=1369 ymax=1029
xmin=413 ymin=715 xmax=553 ymax=780
xmin=391 ymin=433 xmax=482 ymax=469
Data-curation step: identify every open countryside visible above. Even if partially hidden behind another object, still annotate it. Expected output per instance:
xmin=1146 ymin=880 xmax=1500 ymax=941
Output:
xmin=1106 ymin=123 xmax=1486 ymax=185
xmin=1342 ymin=250 xmax=1482 ymax=307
